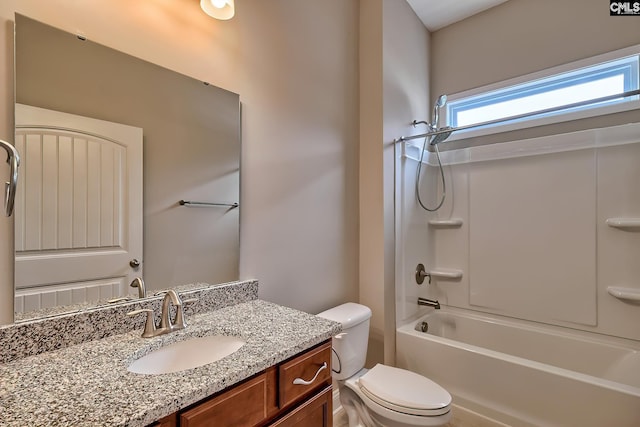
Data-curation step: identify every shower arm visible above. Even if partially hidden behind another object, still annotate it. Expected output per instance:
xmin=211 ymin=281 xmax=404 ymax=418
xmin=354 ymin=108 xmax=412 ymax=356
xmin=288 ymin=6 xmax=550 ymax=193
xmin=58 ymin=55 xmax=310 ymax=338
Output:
xmin=398 ymin=88 xmax=640 ymax=143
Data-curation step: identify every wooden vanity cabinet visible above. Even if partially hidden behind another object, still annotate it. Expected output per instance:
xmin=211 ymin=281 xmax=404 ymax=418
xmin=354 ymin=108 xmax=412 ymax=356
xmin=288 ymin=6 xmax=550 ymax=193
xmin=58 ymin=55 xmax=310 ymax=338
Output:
xmin=153 ymin=413 xmax=178 ymax=427
xmin=268 ymin=386 xmax=332 ymax=427
xmin=152 ymin=339 xmax=332 ymax=427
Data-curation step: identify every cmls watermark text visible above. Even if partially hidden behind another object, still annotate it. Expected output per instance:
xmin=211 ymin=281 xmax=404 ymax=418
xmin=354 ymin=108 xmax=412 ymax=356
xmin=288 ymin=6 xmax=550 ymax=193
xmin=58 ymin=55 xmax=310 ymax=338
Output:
xmin=610 ymin=1 xmax=640 ymax=15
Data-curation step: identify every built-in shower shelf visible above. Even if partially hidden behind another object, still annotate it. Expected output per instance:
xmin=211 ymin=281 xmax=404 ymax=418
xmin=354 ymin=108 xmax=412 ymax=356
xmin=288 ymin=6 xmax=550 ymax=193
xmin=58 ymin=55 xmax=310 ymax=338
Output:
xmin=429 ymin=269 xmax=463 ymax=281
xmin=607 ymin=286 xmax=640 ymax=301
xmin=605 ymin=218 xmax=640 ymax=229
xmin=428 ymin=219 xmax=464 ymax=228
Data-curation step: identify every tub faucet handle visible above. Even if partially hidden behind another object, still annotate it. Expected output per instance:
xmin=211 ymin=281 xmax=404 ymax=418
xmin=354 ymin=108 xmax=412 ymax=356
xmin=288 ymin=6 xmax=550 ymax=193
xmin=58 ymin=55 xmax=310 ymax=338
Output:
xmin=416 ymin=263 xmax=431 ymax=284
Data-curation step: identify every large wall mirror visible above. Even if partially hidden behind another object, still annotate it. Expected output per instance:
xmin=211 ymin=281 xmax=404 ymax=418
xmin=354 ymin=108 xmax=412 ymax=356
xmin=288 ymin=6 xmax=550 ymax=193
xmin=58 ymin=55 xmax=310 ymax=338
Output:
xmin=13 ymin=14 xmax=240 ymax=321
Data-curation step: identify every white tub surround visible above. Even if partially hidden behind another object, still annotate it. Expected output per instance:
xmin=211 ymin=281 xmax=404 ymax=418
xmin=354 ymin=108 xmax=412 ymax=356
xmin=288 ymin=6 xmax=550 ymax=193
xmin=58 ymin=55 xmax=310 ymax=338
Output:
xmin=397 ymin=308 xmax=640 ymax=427
xmin=397 ymin=122 xmax=640 ymax=340
xmin=395 ymin=122 xmax=640 ymax=426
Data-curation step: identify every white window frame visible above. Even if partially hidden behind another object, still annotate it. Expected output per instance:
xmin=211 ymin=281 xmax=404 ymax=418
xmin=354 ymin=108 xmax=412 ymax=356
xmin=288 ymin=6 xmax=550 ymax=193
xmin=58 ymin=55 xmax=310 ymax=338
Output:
xmin=443 ymin=44 xmax=640 ymax=141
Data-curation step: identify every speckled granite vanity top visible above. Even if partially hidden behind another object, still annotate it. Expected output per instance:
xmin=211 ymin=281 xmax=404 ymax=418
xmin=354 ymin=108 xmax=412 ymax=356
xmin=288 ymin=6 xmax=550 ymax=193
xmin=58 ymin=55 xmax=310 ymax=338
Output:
xmin=0 ymin=296 xmax=340 ymax=426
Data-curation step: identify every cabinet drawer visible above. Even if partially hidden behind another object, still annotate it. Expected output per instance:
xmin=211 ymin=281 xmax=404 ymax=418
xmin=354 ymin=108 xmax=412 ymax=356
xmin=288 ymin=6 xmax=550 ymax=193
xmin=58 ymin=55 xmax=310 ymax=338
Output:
xmin=278 ymin=341 xmax=332 ymax=408
xmin=268 ymin=386 xmax=332 ymax=427
xmin=180 ymin=372 xmax=270 ymax=427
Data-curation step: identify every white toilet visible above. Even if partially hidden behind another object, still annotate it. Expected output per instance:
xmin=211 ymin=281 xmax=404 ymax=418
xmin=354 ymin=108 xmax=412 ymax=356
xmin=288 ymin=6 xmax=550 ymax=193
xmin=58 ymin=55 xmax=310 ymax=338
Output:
xmin=318 ymin=303 xmax=451 ymax=427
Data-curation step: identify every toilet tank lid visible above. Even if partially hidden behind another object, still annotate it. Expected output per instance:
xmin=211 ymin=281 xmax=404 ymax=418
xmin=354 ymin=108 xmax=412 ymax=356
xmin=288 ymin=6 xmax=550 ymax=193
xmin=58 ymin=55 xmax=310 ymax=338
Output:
xmin=317 ymin=303 xmax=372 ymax=329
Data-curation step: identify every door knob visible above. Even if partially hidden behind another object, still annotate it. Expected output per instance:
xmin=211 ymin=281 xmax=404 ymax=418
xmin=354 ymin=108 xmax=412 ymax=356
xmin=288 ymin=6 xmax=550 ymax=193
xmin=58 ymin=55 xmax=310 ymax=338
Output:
xmin=130 ymin=259 xmax=141 ymax=268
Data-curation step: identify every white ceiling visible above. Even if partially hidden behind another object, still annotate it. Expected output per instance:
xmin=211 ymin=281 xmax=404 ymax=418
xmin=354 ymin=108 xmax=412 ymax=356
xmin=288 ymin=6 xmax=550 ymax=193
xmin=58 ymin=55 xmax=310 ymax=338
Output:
xmin=406 ymin=0 xmax=510 ymax=31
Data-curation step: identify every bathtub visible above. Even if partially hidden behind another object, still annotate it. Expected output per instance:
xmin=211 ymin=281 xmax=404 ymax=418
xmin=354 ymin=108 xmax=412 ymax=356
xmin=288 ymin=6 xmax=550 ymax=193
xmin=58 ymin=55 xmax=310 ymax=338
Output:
xmin=396 ymin=307 xmax=640 ymax=427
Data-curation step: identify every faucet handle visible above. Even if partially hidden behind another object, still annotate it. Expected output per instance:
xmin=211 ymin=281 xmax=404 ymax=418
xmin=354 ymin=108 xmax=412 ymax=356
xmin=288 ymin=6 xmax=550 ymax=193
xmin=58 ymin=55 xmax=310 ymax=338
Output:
xmin=174 ymin=298 xmax=197 ymax=330
xmin=127 ymin=309 xmax=156 ymax=338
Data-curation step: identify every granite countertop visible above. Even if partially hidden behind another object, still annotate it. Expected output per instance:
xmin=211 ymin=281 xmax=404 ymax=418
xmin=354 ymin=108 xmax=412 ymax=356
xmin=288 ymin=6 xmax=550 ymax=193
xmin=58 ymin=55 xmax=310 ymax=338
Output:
xmin=0 ymin=300 xmax=341 ymax=427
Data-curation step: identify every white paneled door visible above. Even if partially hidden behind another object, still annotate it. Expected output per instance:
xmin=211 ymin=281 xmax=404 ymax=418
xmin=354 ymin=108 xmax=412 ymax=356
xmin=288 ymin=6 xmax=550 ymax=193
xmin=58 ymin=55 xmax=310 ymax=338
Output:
xmin=14 ymin=104 xmax=143 ymax=309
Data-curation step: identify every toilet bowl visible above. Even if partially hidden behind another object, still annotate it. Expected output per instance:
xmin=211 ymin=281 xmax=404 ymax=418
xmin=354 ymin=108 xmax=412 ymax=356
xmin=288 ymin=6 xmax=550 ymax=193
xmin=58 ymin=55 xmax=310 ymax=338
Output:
xmin=317 ymin=303 xmax=451 ymax=427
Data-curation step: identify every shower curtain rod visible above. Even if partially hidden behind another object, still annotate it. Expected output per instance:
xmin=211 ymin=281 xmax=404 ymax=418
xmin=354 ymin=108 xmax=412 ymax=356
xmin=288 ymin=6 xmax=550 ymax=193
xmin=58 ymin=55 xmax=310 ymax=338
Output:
xmin=398 ymin=88 xmax=640 ymax=143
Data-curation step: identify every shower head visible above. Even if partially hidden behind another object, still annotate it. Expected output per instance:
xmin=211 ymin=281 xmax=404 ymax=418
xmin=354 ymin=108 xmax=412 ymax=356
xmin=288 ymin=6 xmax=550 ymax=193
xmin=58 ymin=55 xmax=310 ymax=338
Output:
xmin=430 ymin=126 xmax=453 ymax=146
xmin=431 ymin=94 xmax=448 ymax=130
xmin=429 ymin=95 xmax=450 ymax=146
xmin=435 ymin=94 xmax=448 ymax=107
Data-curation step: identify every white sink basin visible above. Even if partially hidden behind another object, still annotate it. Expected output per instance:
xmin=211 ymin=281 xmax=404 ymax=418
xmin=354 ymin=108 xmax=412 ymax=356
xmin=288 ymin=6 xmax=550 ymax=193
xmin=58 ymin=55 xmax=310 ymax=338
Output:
xmin=128 ymin=335 xmax=245 ymax=375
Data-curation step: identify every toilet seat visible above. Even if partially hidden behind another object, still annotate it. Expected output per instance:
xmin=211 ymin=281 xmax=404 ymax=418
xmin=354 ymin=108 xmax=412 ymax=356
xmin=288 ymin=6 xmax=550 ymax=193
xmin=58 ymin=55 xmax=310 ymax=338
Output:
xmin=357 ymin=364 xmax=451 ymax=417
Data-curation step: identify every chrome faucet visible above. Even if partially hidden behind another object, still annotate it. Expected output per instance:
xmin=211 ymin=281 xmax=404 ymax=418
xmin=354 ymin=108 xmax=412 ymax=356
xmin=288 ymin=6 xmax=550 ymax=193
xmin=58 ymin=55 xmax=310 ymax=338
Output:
xmin=160 ymin=290 xmax=183 ymax=332
xmin=127 ymin=290 xmax=197 ymax=337
xmin=130 ymin=277 xmax=146 ymax=299
xmin=417 ymin=297 xmax=440 ymax=309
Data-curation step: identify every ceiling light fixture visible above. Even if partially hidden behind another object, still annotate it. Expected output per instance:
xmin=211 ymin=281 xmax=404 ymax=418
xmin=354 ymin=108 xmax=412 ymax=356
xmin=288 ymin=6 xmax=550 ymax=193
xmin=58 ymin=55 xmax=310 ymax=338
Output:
xmin=200 ymin=0 xmax=235 ymax=20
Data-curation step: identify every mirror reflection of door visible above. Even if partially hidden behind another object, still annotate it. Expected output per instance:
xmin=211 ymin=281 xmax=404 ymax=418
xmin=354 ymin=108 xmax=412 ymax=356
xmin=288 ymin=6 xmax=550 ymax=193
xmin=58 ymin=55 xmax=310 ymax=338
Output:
xmin=14 ymin=104 xmax=143 ymax=313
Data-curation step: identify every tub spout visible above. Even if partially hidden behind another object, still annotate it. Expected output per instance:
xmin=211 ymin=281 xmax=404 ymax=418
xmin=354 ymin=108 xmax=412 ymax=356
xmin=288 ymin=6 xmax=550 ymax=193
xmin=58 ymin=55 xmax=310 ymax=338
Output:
xmin=418 ymin=297 xmax=440 ymax=309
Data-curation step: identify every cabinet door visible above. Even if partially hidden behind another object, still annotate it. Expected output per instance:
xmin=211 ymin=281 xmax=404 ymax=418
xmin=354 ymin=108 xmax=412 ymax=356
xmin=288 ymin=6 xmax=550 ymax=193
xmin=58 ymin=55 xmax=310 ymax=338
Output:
xmin=180 ymin=372 xmax=271 ymax=427
xmin=268 ymin=386 xmax=332 ymax=427
xmin=148 ymin=413 xmax=177 ymax=427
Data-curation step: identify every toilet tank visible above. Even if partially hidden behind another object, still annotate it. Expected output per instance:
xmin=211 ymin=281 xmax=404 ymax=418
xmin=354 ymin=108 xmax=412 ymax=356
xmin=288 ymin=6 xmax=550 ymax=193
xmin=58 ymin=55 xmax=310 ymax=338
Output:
xmin=317 ymin=302 xmax=372 ymax=380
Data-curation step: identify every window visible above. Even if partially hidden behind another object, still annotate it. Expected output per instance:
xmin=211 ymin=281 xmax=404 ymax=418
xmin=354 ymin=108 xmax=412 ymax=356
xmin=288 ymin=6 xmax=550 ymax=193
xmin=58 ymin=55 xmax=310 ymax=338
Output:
xmin=445 ymin=48 xmax=640 ymax=137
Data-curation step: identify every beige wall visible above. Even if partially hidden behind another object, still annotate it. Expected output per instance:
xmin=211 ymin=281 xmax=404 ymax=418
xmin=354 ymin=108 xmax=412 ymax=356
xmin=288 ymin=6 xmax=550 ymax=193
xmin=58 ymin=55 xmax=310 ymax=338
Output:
xmin=235 ymin=1 xmax=359 ymax=314
xmin=432 ymin=0 xmax=640 ymax=96
xmin=360 ymin=0 xmax=430 ymax=366
xmin=359 ymin=0 xmax=384 ymax=366
xmin=431 ymin=0 xmax=640 ymax=147
xmin=0 ymin=0 xmax=359 ymax=324
xmin=382 ymin=0 xmax=430 ymax=364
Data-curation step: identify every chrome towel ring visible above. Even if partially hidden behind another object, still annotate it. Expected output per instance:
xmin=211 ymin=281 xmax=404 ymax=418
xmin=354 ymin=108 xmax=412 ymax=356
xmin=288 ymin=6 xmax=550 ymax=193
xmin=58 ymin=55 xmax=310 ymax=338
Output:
xmin=0 ymin=139 xmax=20 ymax=217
